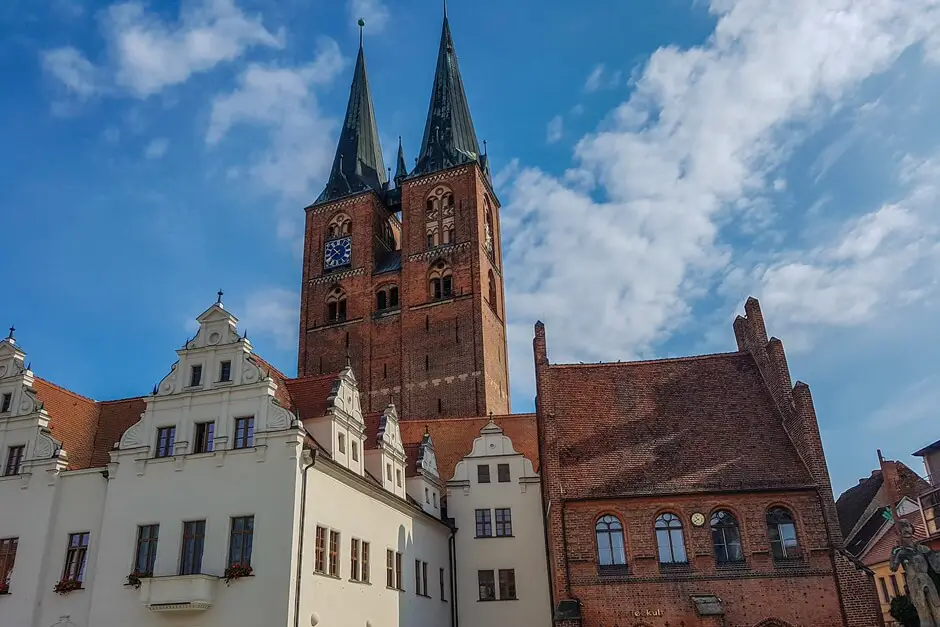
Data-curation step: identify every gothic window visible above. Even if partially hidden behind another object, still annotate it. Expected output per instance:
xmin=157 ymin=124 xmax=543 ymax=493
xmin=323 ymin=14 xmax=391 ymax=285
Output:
xmin=326 ymin=286 xmax=347 ymax=323
xmin=487 ymin=269 xmax=498 ymax=315
xmin=375 ymin=285 xmax=399 ymax=311
xmin=483 ymin=196 xmax=495 ymax=258
xmin=655 ymin=513 xmax=687 ymax=564
xmin=595 ymin=515 xmax=627 ymax=568
xmin=429 ymin=260 xmax=453 ymax=300
xmin=766 ymin=507 xmax=800 ymax=560
xmin=426 ymin=186 xmax=454 ymax=250
xmin=710 ymin=510 xmax=744 ymax=564
xmin=327 ymin=213 xmax=352 ymax=239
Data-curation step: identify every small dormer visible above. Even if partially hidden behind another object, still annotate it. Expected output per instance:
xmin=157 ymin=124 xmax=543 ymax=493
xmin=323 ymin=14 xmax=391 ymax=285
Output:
xmin=303 ymin=362 xmax=366 ymax=474
xmin=405 ymin=428 xmax=443 ymax=517
xmin=364 ymin=403 xmax=407 ymax=498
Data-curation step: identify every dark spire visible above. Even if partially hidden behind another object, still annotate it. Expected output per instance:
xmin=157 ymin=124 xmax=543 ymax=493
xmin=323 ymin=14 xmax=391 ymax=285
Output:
xmin=414 ymin=12 xmax=482 ymax=176
xmin=395 ymin=136 xmax=408 ymax=183
xmin=316 ymin=26 xmax=387 ymax=204
xmin=216 ymin=289 xmax=224 ymax=305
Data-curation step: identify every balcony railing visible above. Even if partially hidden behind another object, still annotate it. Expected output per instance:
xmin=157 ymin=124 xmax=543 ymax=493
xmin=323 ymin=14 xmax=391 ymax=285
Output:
xmin=139 ymin=574 xmax=217 ymax=612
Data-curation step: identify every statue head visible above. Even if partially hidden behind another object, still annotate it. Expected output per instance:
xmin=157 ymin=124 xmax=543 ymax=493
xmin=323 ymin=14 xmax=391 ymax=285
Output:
xmin=898 ymin=519 xmax=916 ymax=540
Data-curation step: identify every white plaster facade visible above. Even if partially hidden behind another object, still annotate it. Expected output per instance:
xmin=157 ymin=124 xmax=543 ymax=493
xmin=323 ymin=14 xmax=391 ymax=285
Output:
xmin=0 ymin=303 xmax=550 ymax=627
xmin=447 ymin=421 xmax=553 ymax=627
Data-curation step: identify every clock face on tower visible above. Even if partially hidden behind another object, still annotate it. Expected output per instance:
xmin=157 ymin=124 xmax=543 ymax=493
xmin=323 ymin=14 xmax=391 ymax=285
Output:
xmin=324 ymin=236 xmax=352 ymax=269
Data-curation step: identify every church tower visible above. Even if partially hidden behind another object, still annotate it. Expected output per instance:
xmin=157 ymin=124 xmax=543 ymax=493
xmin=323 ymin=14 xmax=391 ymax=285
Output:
xmin=297 ymin=13 xmax=510 ymax=419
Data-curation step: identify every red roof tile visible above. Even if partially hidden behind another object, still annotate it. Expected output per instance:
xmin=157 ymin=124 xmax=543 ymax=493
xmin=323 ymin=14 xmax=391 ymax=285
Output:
xmin=283 ymin=373 xmax=340 ymax=419
xmin=33 ymin=378 xmax=101 ymax=470
xmin=90 ymin=397 xmax=147 ymax=468
xmin=399 ymin=414 xmax=538 ymax=483
xmin=546 ymin=352 xmax=814 ymax=498
xmin=250 ymin=354 xmax=293 ymax=408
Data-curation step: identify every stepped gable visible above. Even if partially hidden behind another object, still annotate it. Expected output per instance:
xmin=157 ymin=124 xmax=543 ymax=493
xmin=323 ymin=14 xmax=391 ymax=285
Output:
xmin=544 ymin=352 xmax=814 ymax=498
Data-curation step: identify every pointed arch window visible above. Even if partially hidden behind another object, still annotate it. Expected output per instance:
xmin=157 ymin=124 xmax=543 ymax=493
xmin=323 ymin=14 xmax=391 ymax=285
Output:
xmin=655 ymin=513 xmax=687 ymax=564
xmin=326 ymin=286 xmax=347 ymax=323
xmin=487 ymin=269 xmax=498 ymax=315
xmin=376 ymin=285 xmax=399 ymax=312
xmin=426 ymin=186 xmax=454 ymax=251
xmin=711 ymin=510 xmax=744 ymax=564
xmin=327 ymin=213 xmax=352 ymax=240
xmin=766 ymin=507 xmax=800 ymax=561
xmin=429 ymin=261 xmax=453 ymax=300
xmin=483 ymin=196 xmax=495 ymax=259
xmin=595 ymin=515 xmax=627 ymax=569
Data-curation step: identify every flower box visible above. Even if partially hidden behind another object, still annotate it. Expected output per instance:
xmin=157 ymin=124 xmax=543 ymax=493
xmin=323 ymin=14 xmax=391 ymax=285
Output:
xmin=53 ymin=578 xmax=82 ymax=594
xmin=0 ymin=581 xmax=9 ymax=595
xmin=223 ymin=563 xmax=253 ymax=584
xmin=126 ymin=571 xmax=151 ymax=589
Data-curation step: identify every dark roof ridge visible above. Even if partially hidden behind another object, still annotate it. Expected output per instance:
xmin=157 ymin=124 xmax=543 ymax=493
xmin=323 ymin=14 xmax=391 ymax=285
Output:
xmin=549 ymin=351 xmax=744 ymax=369
xmin=395 ymin=412 xmax=535 ymax=423
xmin=35 ymin=377 xmax=98 ymax=403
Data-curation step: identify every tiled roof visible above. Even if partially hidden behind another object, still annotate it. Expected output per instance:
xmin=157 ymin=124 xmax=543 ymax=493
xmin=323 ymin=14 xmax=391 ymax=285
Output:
xmin=33 ymin=378 xmax=102 ymax=470
xmin=845 ymin=506 xmax=889 ymax=556
xmin=374 ymin=250 xmax=402 ymax=275
xmin=837 ymin=472 xmax=885 ymax=538
xmin=403 ymin=443 xmax=423 ymax=477
xmin=862 ymin=511 xmax=929 ymax=565
xmin=90 ymin=397 xmax=148 ymax=468
xmin=249 ymin=354 xmax=293 ymax=408
xmin=545 ymin=353 xmax=814 ymax=498
xmin=398 ymin=414 xmax=538 ymax=483
xmin=283 ymin=374 xmax=340 ymax=419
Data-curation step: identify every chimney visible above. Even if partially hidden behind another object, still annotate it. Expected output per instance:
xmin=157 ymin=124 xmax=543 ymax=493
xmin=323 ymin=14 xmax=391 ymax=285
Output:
xmin=879 ymin=453 xmax=902 ymax=506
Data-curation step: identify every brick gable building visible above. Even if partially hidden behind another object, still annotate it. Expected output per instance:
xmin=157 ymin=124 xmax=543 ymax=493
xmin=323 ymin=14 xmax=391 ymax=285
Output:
xmin=533 ymin=298 xmax=883 ymax=627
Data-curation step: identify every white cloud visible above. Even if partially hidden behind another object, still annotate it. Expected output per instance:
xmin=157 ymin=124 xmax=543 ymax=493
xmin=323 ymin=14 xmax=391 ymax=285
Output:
xmin=240 ymin=287 xmax=299 ymax=352
xmin=501 ymin=0 xmax=940 ymax=402
xmin=144 ymin=137 xmax=169 ymax=159
xmin=584 ymin=64 xmax=605 ymax=92
xmin=348 ymin=0 xmax=390 ymax=34
xmin=206 ymin=38 xmax=345 ymax=241
xmin=42 ymin=0 xmax=283 ymax=99
xmin=42 ymin=47 xmax=102 ymax=98
xmin=546 ymin=115 xmax=563 ymax=144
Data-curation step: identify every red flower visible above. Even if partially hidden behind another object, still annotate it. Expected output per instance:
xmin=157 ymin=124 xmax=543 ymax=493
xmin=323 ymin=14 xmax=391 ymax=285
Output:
xmin=0 ymin=581 xmax=10 ymax=595
xmin=53 ymin=578 xmax=82 ymax=594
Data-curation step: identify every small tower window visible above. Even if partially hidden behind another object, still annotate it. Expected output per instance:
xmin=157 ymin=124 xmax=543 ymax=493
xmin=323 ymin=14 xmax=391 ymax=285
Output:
xmin=389 ymin=286 xmax=399 ymax=307
xmin=327 ymin=286 xmax=347 ymax=323
xmin=488 ymin=270 xmax=498 ymax=314
xmin=190 ymin=365 xmax=203 ymax=387
xmin=429 ymin=261 xmax=453 ymax=300
xmin=327 ymin=212 xmax=352 ymax=240
xmin=375 ymin=285 xmax=400 ymax=312
xmin=376 ymin=291 xmax=387 ymax=311
xmin=219 ymin=360 xmax=232 ymax=382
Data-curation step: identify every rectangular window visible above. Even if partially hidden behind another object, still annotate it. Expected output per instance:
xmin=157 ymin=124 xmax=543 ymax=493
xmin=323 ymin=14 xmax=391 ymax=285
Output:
xmin=0 ymin=538 xmax=18 ymax=590
xmin=475 ymin=509 xmax=492 ymax=537
xmin=328 ymin=530 xmax=339 ymax=577
xmin=352 ymin=442 xmax=359 ymax=462
xmin=155 ymin=426 xmax=175 ymax=458
xmin=63 ymin=532 xmax=90 ymax=582
xmin=0 ymin=393 xmax=11 ymax=413
xmin=890 ymin=574 xmax=900 ymax=597
xmin=422 ymin=561 xmax=428 ymax=597
xmin=440 ymin=567 xmax=446 ymax=600
xmin=315 ymin=527 xmax=326 ymax=573
xmin=495 ymin=508 xmax=513 ymax=537
xmin=228 ymin=516 xmax=254 ymax=567
xmin=4 ymin=445 xmax=25 ymax=476
xmin=433 ymin=492 xmax=438 ymax=509
xmin=194 ymin=422 xmax=215 ymax=454
xmin=386 ymin=463 xmax=392 ymax=482
xmin=498 ymin=569 xmax=516 ymax=600
xmin=477 ymin=464 xmax=491 ymax=483
xmin=425 ymin=488 xmax=430 ymax=503
xmin=478 ymin=570 xmax=495 ymax=601
xmin=135 ymin=524 xmax=159 ymax=575
xmin=497 ymin=463 xmax=511 ymax=483
xmin=386 ymin=549 xmax=394 ymax=587
xmin=190 ymin=365 xmax=202 ymax=387
xmin=396 ymin=468 xmax=402 ymax=487
xmin=442 ymin=276 xmax=453 ymax=298
xmin=350 ymin=538 xmax=360 ymax=581
xmin=879 ymin=577 xmax=890 ymax=602
xmin=234 ymin=417 xmax=254 ymax=449
xmin=395 ymin=551 xmax=403 ymax=590
xmin=338 ymin=433 xmax=346 ymax=454
xmin=179 ymin=520 xmax=205 ymax=575
xmin=415 ymin=559 xmax=421 ymax=594
xmin=219 ymin=360 xmax=232 ymax=382
xmin=361 ymin=542 xmax=370 ymax=583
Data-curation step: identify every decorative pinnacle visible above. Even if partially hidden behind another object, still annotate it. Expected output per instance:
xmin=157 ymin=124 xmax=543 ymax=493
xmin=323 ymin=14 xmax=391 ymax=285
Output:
xmin=358 ymin=18 xmax=365 ymax=46
xmin=5 ymin=325 xmax=13 ymax=340
xmin=345 ymin=351 xmax=351 ymax=368
xmin=217 ymin=289 xmax=224 ymax=305
xmin=443 ymin=0 xmax=447 ymax=18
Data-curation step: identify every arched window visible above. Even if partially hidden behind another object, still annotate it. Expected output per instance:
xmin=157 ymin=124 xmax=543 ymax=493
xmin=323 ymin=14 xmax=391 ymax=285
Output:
xmin=483 ymin=196 xmax=495 ymax=258
xmin=426 ymin=227 xmax=438 ymax=249
xmin=327 ymin=213 xmax=352 ymax=240
xmin=326 ymin=286 xmax=347 ymax=322
xmin=426 ymin=186 xmax=453 ymax=251
xmin=711 ymin=510 xmax=743 ymax=564
xmin=655 ymin=513 xmax=687 ymax=564
xmin=595 ymin=515 xmax=627 ymax=568
xmin=766 ymin=508 xmax=800 ymax=560
xmin=429 ymin=261 xmax=453 ymax=300
xmin=375 ymin=285 xmax=399 ymax=312
xmin=487 ymin=270 xmax=498 ymax=314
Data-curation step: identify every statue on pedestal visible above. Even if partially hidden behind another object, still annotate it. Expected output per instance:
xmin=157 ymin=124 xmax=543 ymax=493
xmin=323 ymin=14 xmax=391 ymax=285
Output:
xmin=890 ymin=519 xmax=940 ymax=627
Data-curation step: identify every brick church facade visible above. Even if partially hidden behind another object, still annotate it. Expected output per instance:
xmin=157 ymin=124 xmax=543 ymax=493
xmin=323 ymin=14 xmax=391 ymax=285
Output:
xmin=296 ymin=11 xmax=883 ymax=627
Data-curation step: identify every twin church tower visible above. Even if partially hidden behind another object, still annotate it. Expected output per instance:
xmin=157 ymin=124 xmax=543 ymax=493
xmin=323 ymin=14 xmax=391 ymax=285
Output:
xmin=297 ymin=11 xmax=510 ymax=420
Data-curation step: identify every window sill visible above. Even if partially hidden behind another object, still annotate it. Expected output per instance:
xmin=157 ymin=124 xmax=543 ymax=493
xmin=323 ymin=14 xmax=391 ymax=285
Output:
xmin=658 ymin=562 xmax=692 ymax=573
xmin=348 ymin=579 xmax=371 ymax=586
xmin=417 ymin=593 xmax=432 ymax=598
xmin=478 ymin=597 xmax=517 ymax=602
xmin=716 ymin=560 xmax=748 ymax=568
xmin=386 ymin=586 xmax=405 ymax=593
xmin=313 ymin=571 xmax=342 ymax=580
xmin=474 ymin=534 xmax=515 ymax=539
xmin=215 ymin=380 xmax=234 ymax=386
xmin=597 ymin=565 xmax=631 ymax=577
xmin=183 ymin=385 xmax=204 ymax=391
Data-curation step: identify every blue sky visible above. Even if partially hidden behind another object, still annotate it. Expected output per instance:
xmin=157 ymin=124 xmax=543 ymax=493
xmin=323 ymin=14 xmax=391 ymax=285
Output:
xmin=2 ymin=0 xmax=939 ymax=494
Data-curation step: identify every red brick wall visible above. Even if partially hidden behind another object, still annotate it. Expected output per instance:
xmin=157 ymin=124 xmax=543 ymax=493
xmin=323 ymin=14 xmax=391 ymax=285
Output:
xmin=299 ymin=163 xmax=510 ymax=419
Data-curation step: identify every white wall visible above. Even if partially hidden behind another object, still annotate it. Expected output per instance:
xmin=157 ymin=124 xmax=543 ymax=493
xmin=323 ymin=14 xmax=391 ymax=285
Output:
xmin=298 ymin=458 xmax=452 ymax=627
xmin=447 ymin=422 xmax=552 ymax=627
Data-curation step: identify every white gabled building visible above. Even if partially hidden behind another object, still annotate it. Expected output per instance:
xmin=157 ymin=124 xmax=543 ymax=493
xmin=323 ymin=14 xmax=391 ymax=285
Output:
xmin=0 ymin=301 xmax=548 ymax=627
